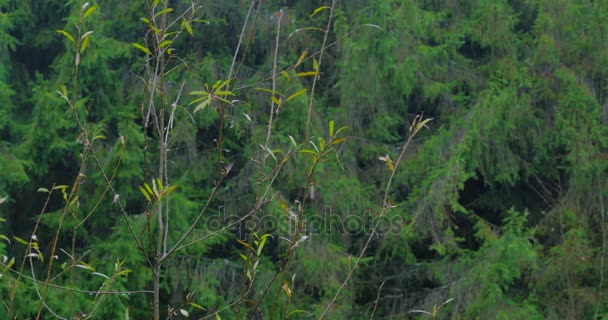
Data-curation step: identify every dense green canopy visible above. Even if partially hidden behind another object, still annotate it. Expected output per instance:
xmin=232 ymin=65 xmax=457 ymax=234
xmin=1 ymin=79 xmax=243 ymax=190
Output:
xmin=0 ymin=0 xmax=606 ymax=319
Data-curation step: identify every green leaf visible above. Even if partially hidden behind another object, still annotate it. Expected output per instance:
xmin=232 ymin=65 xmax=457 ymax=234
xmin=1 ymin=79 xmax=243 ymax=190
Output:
xmin=91 ymin=272 xmax=110 ymax=279
xmin=329 ymin=120 xmax=335 ymax=136
xmin=6 ymin=257 xmax=15 ymax=270
xmin=193 ymin=99 xmax=210 ymax=113
xmin=117 ymin=269 xmax=132 ymax=276
xmin=214 ymin=79 xmax=231 ymax=91
xmin=296 ymin=71 xmax=319 ymax=77
xmin=75 ymin=262 xmax=95 ymax=272
xmin=159 ymin=40 xmax=171 ymax=48
xmin=132 ymin=43 xmax=152 ymax=55
xmin=189 ymin=91 xmax=209 ymax=96
xmin=182 ymin=19 xmax=193 ymax=36
xmin=237 ymin=239 xmax=254 ymax=252
xmin=239 ymin=253 xmax=250 ymax=265
xmin=80 ymin=35 xmax=90 ymax=53
xmin=271 ymin=96 xmax=281 ymax=105
xmin=256 ymin=234 xmax=271 ymax=256
xmin=139 ymin=186 xmax=151 ymax=203
xmin=13 ymin=236 xmax=29 ymax=245
xmin=288 ymin=135 xmax=297 ymax=148
xmin=296 ymin=50 xmax=307 ymax=66
xmin=155 ymin=8 xmax=174 ymax=17
xmin=57 ymin=30 xmax=76 ymax=46
xmin=311 ymin=6 xmax=330 ymax=17
xmin=332 ymin=137 xmax=346 ymax=145
xmin=83 ymin=5 xmax=98 ymax=19
xmin=255 ymin=88 xmax=280 ymax=95
xmin=37 ymin=188 xmax=50 ymax=193
xmin=189 ymin=302 xmax=205 ymax=310
xmin=0 ymin=235 xmax=10 ymax=243
xmin=285 ymin=89 xmax=307 ymax=103
xmin=214 ymin=90 xmax=234 ymax=96
xmin=336 ymin=125 xmax=350 ymax=135
xmin=313 ymin=58 xmax=319 ymax=71
xmin=298 ymin=149 xmax=318 ymax=156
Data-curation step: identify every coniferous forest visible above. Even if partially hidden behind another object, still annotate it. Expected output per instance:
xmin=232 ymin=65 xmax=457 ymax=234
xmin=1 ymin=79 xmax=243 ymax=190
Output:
xmin=0 ymin=0 xmax=607 ymax=319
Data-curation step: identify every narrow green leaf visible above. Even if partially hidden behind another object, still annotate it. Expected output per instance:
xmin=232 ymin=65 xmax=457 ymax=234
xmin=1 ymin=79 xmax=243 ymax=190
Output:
xmin=329 ymin=120 xmax=335 ymax=136
xmin=182 ymin=19 xmax=193 ymax=36
xmin=80 ymin=35 xmax=90 ymax=53
xmin=159 ymin=40 xmax=171 ymax=48
xmin=57 ymin=30 xmax=76 ymax=46
xmin=271 ymin=96 xmax=281 ymax=105
xmin=189 ymin=302 xmax=205 ymax=310
xmin=214 ymin=90 xmax=234 ymax=96
xmin=193 ymin=99 xmax=210 ymax=113
xmin=296 ymin=50 xmax=307 ymax=66
xmin=155 ymin=8 xmax=174 ymax=17
xmin=298 ymin=149 xmax=318 ymax=156
xmin=318 ymin=137 xmax=326 ymax=152
xmin=75 ymin=262 xmax=95 ymax=272
xmin=189 ymin=90 xmax=209 ymax=96
xmin=152 ymin=179 xmax=159 ymax=197
xmin=332 ymin=137 xmax=346 ymax=145
xmin=132 ymin=43 xmax=151 ymax=55
xmin=91 ymin=272 xmax=110 ymax=279
xmin=313 ymin=58 xmax=319 ymax=71
xmin=288 ymin=135 xmax=297 ymax=148
xmin=0 ymin=235 xmax=10 ymax=243
xmin=285 ymin=89 xmax=307 ymax=103
xmin=117 ymin=269 xmax=132 ymax=276
xmin=237 ymin=239 xmax=254 ymax=252
xmin=139 ymin=186 xmax=151 ymax=203
xmin=144 ymin=183 xmax=154 ymax=198
xmin=296 ymin=71 xmax=319 ymax=77
xmin=336 ymin=126 xmax=350 ymax=135
xmin=215 ymin=79 xmax=231 ymax=91
xmin=13 ymin=236 xmax=29 ymax=245
xmin=415 ymin=118 xmax=433 ymax=132
xmin=83 ymin=5 xmax=98 ymax=19
xmin=37 ymin=188 xmax=50 ymax=193
xmin=6 ymin=257 xmax=15 ymax=269
xmin=255 ymin=88 xmax=280 ymax=95
xmin=311 ymin=6 xmax=330 ymax=17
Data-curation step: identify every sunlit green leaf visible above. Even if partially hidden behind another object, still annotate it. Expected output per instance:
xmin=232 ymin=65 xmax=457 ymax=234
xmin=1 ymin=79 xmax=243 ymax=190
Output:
xmin=132 ymin=43 xmax=151 ymax=55
xmin=57 ymin=30 xmax=76 ymax=46
xmin=83 ymin=5 xmax=98 ymax=19
xmin=311 ymin=6 xmax=330 ymax=17
xmin=155 ymin=8 xmax=174 ymax=17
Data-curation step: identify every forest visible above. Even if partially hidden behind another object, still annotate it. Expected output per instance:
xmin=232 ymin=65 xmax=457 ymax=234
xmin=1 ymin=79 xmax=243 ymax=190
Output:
xmin=0 ymin=0 xmax=607 ymax=319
